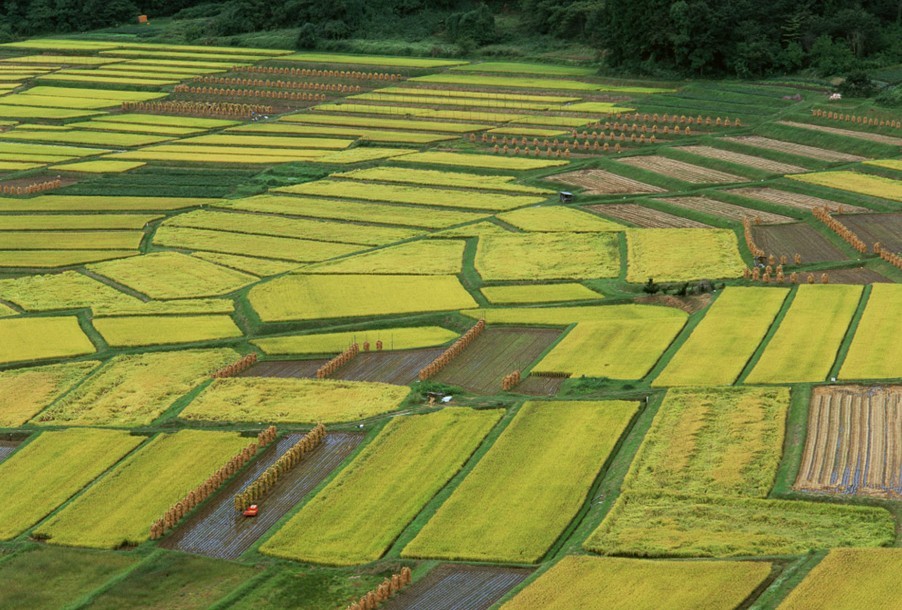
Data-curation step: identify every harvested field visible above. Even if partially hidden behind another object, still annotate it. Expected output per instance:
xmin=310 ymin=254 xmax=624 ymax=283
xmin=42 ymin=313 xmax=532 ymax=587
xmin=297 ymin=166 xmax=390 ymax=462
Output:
xmin=795 ymin=386 xmax=901 ymax=498
xmin=617 ymin=156 xmax=745 ymax=184
xmin=381 ymin=564 xmax=531 ymax=610
xmin=657 ymin=196 xmax=794 ymax=224
xmin=677 ymin=145 xmax=807 ymax=174
xmin=589 ymin=204 xmax=709 ymax=228
xmin=728 ymin=187 xmax=869 ymax=213
xmin=239 ymin=359 xmax=328 ymax=378
xmin=333 ymin=348 xmax=445 ymax=385
xmin=0 ymin=439 xmax=20 ymax=462
xmin=546 ymin=169 xmax=665 ymax=195
xmin=161 ymin=432 xmax=363 ymax=559
xmin=432 ymin=327 xmax=563 ymax=394
xmin=723 ymin=136 xmax=866 ymax=162
xmin=778 ymin=121 xmax=902 ymax=146
xmin=515 ymin=375 xmax=565 ymax=396
xmin=835 ymin=212 xmax=902 ymax=253
xmin=751 ymin=223 xmax=848 ymax=262
xmin=823 ymin=267 xmax=891 ymax=284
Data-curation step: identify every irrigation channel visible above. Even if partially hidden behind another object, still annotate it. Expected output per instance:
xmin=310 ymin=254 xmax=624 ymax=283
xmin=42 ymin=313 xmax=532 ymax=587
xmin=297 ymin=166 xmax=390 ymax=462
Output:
xmin=381 ymin=564 xmax=532 ymax=610
xmin=161 ymin=432 xmax=363 ymax=559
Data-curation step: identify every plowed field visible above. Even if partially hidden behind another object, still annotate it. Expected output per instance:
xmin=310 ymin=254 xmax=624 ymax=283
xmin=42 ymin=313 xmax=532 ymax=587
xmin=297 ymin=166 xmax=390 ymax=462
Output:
xmin=333 ymin=347 xmax=446 ymax=385
xmin=658 ymin=196 xmax=794 ymax=224
xmin=381 ymin=565 xmax=531 ymax=610
xmin=618 ymin=156 xmax=745 ymax=184
xmin=546 ymin=169 xmax=665 ymax=195
xmin=724 ymin=136 xmax=865 ymax=162
xmin=729 ymin=187 xmax=869 ymax=213
xmin=238 ymin=359 xmax=328 ymax=378
xmin=589 ymin=204 xmax=709 ymax=228
xmin=750 ymin=223 xmax=848 ymax=262
xmin=835 ymin=213 xmax=902 ymax=254
xmin=677 ymin=145 xmax=807 ymax=174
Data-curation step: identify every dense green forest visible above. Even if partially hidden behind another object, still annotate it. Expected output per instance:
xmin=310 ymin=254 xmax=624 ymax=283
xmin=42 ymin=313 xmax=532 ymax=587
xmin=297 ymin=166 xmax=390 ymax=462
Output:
xmin=1 ymin=0 xmax=901 ymax=79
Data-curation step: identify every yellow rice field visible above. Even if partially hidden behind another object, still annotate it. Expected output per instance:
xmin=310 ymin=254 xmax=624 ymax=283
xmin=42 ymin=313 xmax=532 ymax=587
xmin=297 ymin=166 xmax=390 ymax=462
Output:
xmin=252 ymin=326 xmax=458 ymax=354
xmin=0 ymin=316 xmax=95 ymax=364
xmin=839 ymin=284 xmax=902 ymax=380
xmin=93 ymin=315 xmax=243 ymax=347
xmin=0 ymin=361 xmax=98 ymax=427
xmin=475 ymin=232 xmax=620 ymax=280
xmin=789 ymin=171 xmax=902 ymax=201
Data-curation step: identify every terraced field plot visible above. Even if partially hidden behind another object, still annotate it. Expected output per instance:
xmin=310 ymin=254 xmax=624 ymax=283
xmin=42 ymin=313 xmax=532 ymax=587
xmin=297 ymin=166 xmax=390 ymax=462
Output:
xmin=497 ymin=206 xmax=624 ymax=232
xmin=728 ymin=187 xmax=870 ymax=213
xmin=618 ymin=156 xmax=745 ymax=184
xmin=723 ymin=135 xmax=866 ymax=162
xmin=751 ymin=223 xmax=848 ymax=262
xmin=795 ymin=386 xmax=901 ymax=498
xmin=382 ymin=565 xmax=532 ymax=610
xmin=676 ymin=145 xmax=807 ymax=173
xmin=625 ymin=228 xmax=746 ymax=282
xmin=546 ymin=168 xmax=666 ymax=194
xmin=252 ymin=327 xmax=457 ymax=355
xmin=332 ymin=347 xmax=446 ymax=385
xmin=835 ymin=212 xmax=902 ymax=253
xmin=162 ymin=432 xmax=363 ymax=559
xmin=790 ymin=171 xmax=902 ymax=201
xmin=0 ymin=361 xmax=97 ymax=426
xmin=0 ymin=316 xmax=95 ymax=365
xmin=303 ymin=240 xmax=464 ymax=275
xmin=656 ymin=196 xmax=794 ymax=224
xmin=841 ymin=284 xmax=902 ymax=380
xmin=589 ymin=204 xmax=710 ymax=228
xmin=93 ymin=314 xmax=243 ymax=347
xmin=778 ymin=120 xmax=902 ymax=146
xmin=476 ymin=232 xmax=620 ymax=280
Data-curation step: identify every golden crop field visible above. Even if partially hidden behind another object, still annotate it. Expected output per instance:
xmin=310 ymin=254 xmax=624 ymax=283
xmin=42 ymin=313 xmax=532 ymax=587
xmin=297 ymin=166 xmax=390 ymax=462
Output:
xmin=654 ymin=287 xmax=789 ymax=386
xmin=586 ymin=493 xmax=894 ymax=557
xmin=463 ymin=303 xmax=688 ymax=325
xmin=252 ymin=326 xmax=458 ymax=354
xmin=283 ymin=52 xmax=465 ymax=67
xmin=353 ymin=92 xmax=556 ymax=111
xmin=481 ymin=283 xmax=601 ymax=304
xmin=778 ymin=549 xmax=902 ymax=610
xmin=625 ymin=387 xmax=790 ymax=497
xmin=0 ymin=361 xmax=96 ymax=427
xmin=789 ymin=171 xmax=902 ymax=201
xmin=221 ymin=194 xmax=486 ymax=229
xmin=497 ymin=206 xmax=625 ymax=232
xmin=0 ymin=129 xmax=170 ymax=147
xmin=175 ymin=134 xmax=353 ymax=149
xmin=0 ymin=429 xmax=144 ymax=540
xmin=166 ymin=209 xmax=420 ymax=246
xmin=411 ymin=73 xmax=602 ymax=90
xmin=625 ymin=228 xmax=746 ymax=282
xmin=88 ymin=252 xmax=257 ymax=300
xmin=260 ymin=408 xmax=502 ymax=565
xmin=34 ymin=430 xmax=249 ymax=549
xmin=91 ymin=298 xmax=235 ymax=317
xmin=863 ymin=159 xmax=902 ymax=171
xmin=93 ymin=315 xmax=243 ymax=347
xmin=277 ymin=179 xmax=546 ymax=211
xmin=232 ymin=122 xmax=455 ymax=144
xmin=393 ymin=151 xmax=569 ymax=171
xmin=0 ymin=250 xmax=137 ymax=268
xmin=98 ymin=113 xmax=238 ymax=128
xmin=533 ymin=316 xmax=687 ymax=379
xmin=281 ymin=112 xmax=489 ymax=133
xmin=501 ymin=556 xmax=771 ymax=610
xmin=35 ymin=348 xmax=239 ymax=427
xmin=0 ymin=195 xmax=218 ymax=212
xmin=333 ymin=166 xmax=553 ymax=194
xmin=152 ymin=226 xmax=363 ymax=263
xmin=746 ymin=285 xmax=862 ymax=383
xmin=0 ymin=214 xmax=158 ymax=230
xmin=840 ymin=284 xmax=902 ymax=380
xmin=0 ymin=271 xmax=143 ymax=313
xmin=301 ymin=240 xmax=465 ymax=275
xmin=190 ymin=252 xmax=301 ymax=277
xmin=0 ymin=316 xmax=95 ymax=365
xmin=0 ymin=230 xmax=143 ymax=251
xmin=313 ymin=147 xmax=417 ymax=164
xmin=403 ymin=400 xmax=637 ymax=563
xmin=475 ymin=232 xmax=620 ymax=280
xmin=180 ymin=377 xmax=410 ymax=424
xmin=249 ymin=274 xmax=477 ymax=322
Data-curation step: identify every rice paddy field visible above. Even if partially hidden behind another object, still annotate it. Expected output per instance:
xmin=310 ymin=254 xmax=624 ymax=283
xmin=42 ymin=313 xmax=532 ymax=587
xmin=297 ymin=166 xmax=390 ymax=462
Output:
xmin=0 ymin=37 xmax=899 ymax=610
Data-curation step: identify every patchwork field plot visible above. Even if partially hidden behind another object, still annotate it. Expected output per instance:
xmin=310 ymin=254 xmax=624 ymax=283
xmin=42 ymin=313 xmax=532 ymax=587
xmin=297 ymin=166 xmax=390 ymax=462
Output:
xmin=778 ymin=548 xmax=902 ymax=610
xmin=750 ymin=223 xmax=849 ymax=262
xmin=0 ymin=230 xmax=143 ymax=251
xmin=497 ymin=206 xmax=624 ymax=232
xmin=332 ymin=348 xmax=446 ymax=385
xmin=790 ymin=171 xmax=902 ymax=202
xmin=795 ymin=386 xmax=901 ymax=498
xmin=249 ymin=274 xmax=477 ymax=322
xmin=546 ymin=168 xmax=666 ymax=195
xmin=729 ymin=187 xmax=870 ymax=213
xmin=180 ymin=377 xmax=410 ymax=424
xmin=0 ymin=214 xmax=158 ymax=230
xmin=825 ymin=267 xmax=891 ymax=285
xmin=0 ymin=316 xmax=95 ymax=365
xmin=676 ymin=145 xmax=807 ymax=174
xmin=589 ymin=204 xmax=710 ymax=228
xmin=0 ymin=361 xmax=97 ymax=426
xmin=835 ymin=212 xmax=902 ymax=254
xmin=778 ymin=120 xmax=902 ymax=146
xmin=501 ymin=556 xmax=771 ymax=610
xmin=393 ymin=151 xmax=568 ymax=171
xmin=93 ymin=314 xmax=243 ymax=347
xmin=333 ymin=166 xmax=552 ymax=195
xmin=533 ymin=315 xmax=687 ymax=379
xmin=383 ymin=565 xmax=531 ymax=610
xmin=625 ymin=228 xmax=746 ymax=282
xmin=724 ymin=136 xmax=866 ymax=162
xmin=0 ymin=428 xmax=143 ymax=540
xmin=618 ymin=156 xmax=745 ymax=184
xmin=746 ymin=285 xmax=862 ymax=383
xmin=433 ymin=327 xmax=563 ymax=393
xmin=162 ymin=432 xmax=363 ymax=560
xmin=0 ymin=195 xmax=219 ymax=212
xmin=654 ymin=287 xmax=789 ymax=386
xmin=481 ymin=283 xmax=600 ymax=304
xmin=35 ymin=349 xmax=238 ymax=426
xmin=34 ymin=430 xmax=250 ymax=549
xmin=405 ymin=400 xmax=637 ymax=563
xmin=656 ymin=196 xmax=794 ymax=224
xmin=476 ymin=232 xmax=620 ymax=280
xmin=239 ymin=359 xmax=327 ymax=379
xmin=0 ymin=250 xmax=138 ymax=269
xmin=303 ymin=240 xmax=464 ymax=275
xmin=260 ymin=408 xmax=501 ymax=565
xmin=252 ymin=327 xmax=458 ymax=355
xmin=0 ymin=270 xmax=144 ymax=313
xmin=840 ymin=284 xmax=902 ymax=380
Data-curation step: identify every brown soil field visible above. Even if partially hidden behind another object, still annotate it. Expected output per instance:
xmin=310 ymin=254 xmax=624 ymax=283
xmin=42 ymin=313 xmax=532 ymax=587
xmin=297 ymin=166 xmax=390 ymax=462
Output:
xmin=333 ymin=347 xmax=446 ymax=385
xmin=778 ymin=120 xmax=902 ymax=146
xmin=823 ymin=267 xmax=891 ymax=285
xmin=162 ymin=432 xmax=363 ymax=559
xmin=588 ymin=204 xmax=709 ymax=228
xmin=795 ymin=385 xmax=901 ymax=498
xmin=635 ymin=293 xmax=713 ymax=314
xmin=515 ymin=374 xmax=565 ymax=396
xmin=723 ymin=136 xmax=865 ymax=162
xmin=546 ymin=169 xmax=666 ymax=195
xmin=0 ymin=440 xmax=20 ymax=462
xmin=676 ymin=145 xmax=807 ymax=174
xmin=381 ymin=564 xmax=532 ymax=610
xmin=617 ymin=155 xmax=745 ymax=184
xmin=239 ymin=359 xmax=328 ymax=379
xmin=751 ymin=223 xmax=849 ymax=263
xmin=433 ymin=327 xmax=563 ymax=394
xmin=729 ymin=187 xmax=869 ymax=213
xmin=657 ymin=196 xmax=795 ymax=224
xmin=835 ymin=213 xmax=902 ymax=254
